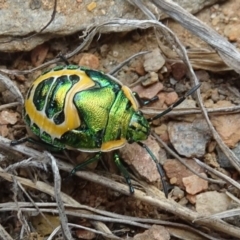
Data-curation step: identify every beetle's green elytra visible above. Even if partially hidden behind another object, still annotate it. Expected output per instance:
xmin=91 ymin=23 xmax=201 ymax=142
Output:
xmin=24 ymin=65 xmax=149 ymax=152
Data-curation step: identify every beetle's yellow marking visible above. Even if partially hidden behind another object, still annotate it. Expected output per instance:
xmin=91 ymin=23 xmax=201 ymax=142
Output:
xmin=122 ymin=86 xmax=139 ymax=110
xmin=101 ymin=138 xmax=127 ymax=151
xmin=25 ymin=69 xmax=95 ymax=139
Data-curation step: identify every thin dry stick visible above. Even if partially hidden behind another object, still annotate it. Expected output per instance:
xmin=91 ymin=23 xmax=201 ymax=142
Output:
xmin=0 ymin=151 xmax=118 ymax=239
xmin=151 ymin=0 xmax=240 ymax=73
xmin=16 ymin=179 xmax=54 ymax=229
xmin=150 ymin=0 xmax=240 ymax=173
xmin=12 ymin=177 xmax=30 ymax=237
xmin=0 ymin=73 xmax=23 ymax=104
xmin=141 ymin=105 xmax=240 ymax=117
xmin=0 ymin=206 xmax=218 ymax=240
xmin=1 ymin=148 xmax=240 ymax=238
xmin=193 ymin=158 xmax=240 ymax=191
xmin=53 ymin=161 xmax=240 ymax=239
xmin=0 ymin=201 xmax=219 ymax=239
xmin=0 ymin=102 xmax=20 ymax=110
xmin=0 ymin=224 xmax=13 ymax=240
xmin=48 ymin=153 xmax=73 ymax=240
xmin=48 ymin=223 xmax=122 ymax=240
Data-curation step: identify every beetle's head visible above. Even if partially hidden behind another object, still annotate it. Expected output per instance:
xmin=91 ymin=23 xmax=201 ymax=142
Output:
xmin=126 ymin=111 xmax=150 ymax=143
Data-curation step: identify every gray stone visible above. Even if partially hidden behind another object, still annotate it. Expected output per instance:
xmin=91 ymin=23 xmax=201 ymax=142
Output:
xmin=196 ymin=191 xmax=231 ymax=215
xmin=168 ymin=119 xmax=211 ymax=158
xmin=216 ymin=142 xmax=240 ymax=168
xmin=0 ymin=0 xmax=223 ymax=51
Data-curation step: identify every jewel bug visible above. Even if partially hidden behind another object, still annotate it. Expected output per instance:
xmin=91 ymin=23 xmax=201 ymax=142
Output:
xmin=11 ymin=64 xmax=200 ymax=197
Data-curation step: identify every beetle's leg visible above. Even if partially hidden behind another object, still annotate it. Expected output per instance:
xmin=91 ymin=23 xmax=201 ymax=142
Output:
xmin=70 ymin=152 xmax=102 ymax=176
xmin=133 ymin=92 xmax=158 ymax=107
xmin=137 ymin=141 xmax=169 ymax=198
xmin=114 ymin=152 xmax=134 ymax=194
xmin=10 ymin=137 xmax=29 ymax=146
xmin=10 ymin=137 xmax=62 ymax=152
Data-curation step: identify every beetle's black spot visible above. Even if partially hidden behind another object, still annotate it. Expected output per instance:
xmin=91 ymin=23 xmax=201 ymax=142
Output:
xmin=69 ymin=74 xmax=80 ymax=84
xmin=41 ymin=68 xmax=51 ymax=75
xmin=53 ymin=65 xmax=64 ymax=71
xmin=112 ymin=84 xmax=121 ymax=94
xmin=45 ymin=75 xmax=69 ymax=119
xmin=95 ymin=129 xmax=104 ymax=147
xmin=116 ymin=128 xmax=121 ymax=140
xmin=41 ymin=131 xmax=52 ymax=145
xmin=53 ymin=111 xmax=65 ymax=125
xmin=52 ymin=138 xmax=65 ymax=148
xmin=85 ymin=69 xmax=118 ymax=88
xmin=130 ymin=125 xmax=137 ymax=130
xmin=26 ymin=85 xmax=34 ymax=99
xmin=125 ymin=100 xmax=132 ymax=110
xmin=24 ymin=114 xmax=31 ymax=126
xmin=67 ymin=65 xmax=79 ymax=70
xmin=34 ymin=77 xmax=55 ymax=111
xmin=31 ymin=123 xmax=40 ymax=137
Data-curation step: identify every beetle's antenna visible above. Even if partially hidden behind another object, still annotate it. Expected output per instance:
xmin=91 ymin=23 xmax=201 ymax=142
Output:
xmin=147 ymin=83 xmax=201 ymax=122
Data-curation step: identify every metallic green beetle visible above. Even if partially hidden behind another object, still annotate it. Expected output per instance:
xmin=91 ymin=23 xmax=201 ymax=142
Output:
xmin=12 ymin=64 xmax=200 ymax=197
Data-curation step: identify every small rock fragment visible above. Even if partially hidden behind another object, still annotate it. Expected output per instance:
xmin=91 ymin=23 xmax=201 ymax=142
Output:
xmin=211 ymin=88 xmax=219 ymax=102
xmin=150 ymin=91 xmax=182 ymax=109
xmin=207 ymin=141 xmax=217 ymax=153
xmin=195 ymin=70 xmax=210 ymax=82
xmin=211 ymin=114 xmax=240 ymax=148
xmin=132 ymin=60 xmax=145 ymax=76
xmin=0 ymin=125 xmax=9 ymax=137
xmin=134 ymin=225 xmax=170 ymax=240
xmin=79 ymin=53 xmax=99 ymax=69
xmin=196 ymin=191 xmax=231 ymax=215
xmin=164 ymin=159 xmax=204 ymax=188
xmin=132 ymin=81 xmax=163 ymax=99
xmin=171 ymin=62 xmax=187 ymax=80
xmin=216 ymin=143 xmax=240 ymax=168
xmin=186 ymin=194 xmax=196 ymax=204
xmin=76 ymin=229 xmax=95 ymax=239
xmin=213 ymin=100 xmax=234 ymax=108
xmin=120 ymin=137 xmax=163 ymax=182
xmin=200 ymin=81 xmax=212 ymax=93
xmin=31 ymin=43 xmax=49 ymax=67
xmin=177 ymin=99 xmax=197 ymax=109
xmin=204 ymin=152 xmax=219 ymax=168
xmin=155 ymin=124 xmax=167 ymax=135
xmin=224 ymin=23 xmax=240 ymax=42
xmin=15 ymin=75 xmax=26 ymax=82
xmin=204 ymin=99 xmax=214 ymax=108
xmin=142 ymin=72 xmax=158 ymax=86
xmin=0 ymin=110 xmax=20 ymax=125
xmin=178 ymin=197 xmax=188 ymax=206
xmin=165 ymin=91 xmax=178 ymax=106
xmin=143 ymin=48 xmax=165 ymax=72
xmin=112 ymin=50 xmax=119 ymax=58
xmin=170 ymin=177 xmax=178 ymax=185
xmin=168 ymin=119 xmax=211 ymax=158
xmin=171 ymin=186 xmax=185 ymax=199
xmin=99 ymin=44 xmax=109 ymax=57
xmin=87 ymin=2 xmax=97 ymax=12
xmin=182 ymin=173 xmax=208 ymax=195
xmin=175 ymin=82 xmax=188 ymax=93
